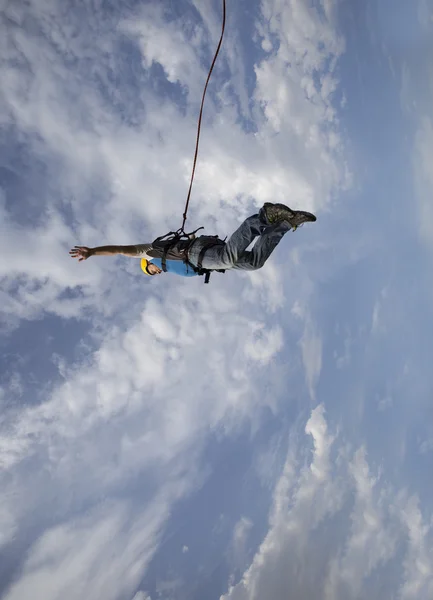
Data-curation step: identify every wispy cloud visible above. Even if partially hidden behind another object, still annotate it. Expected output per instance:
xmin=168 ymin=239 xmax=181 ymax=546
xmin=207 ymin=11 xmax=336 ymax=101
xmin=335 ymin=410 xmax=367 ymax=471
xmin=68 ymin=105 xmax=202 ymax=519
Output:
xmin=5 ymin=1 xmax=419 ymax=599
xmin=222 ymin=407 xmax=433 ymax=600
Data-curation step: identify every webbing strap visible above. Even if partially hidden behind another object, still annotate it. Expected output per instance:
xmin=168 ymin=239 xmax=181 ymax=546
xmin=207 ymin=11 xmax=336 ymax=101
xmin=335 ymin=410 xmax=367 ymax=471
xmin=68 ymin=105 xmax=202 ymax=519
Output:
xmin=161 ymin=245 xmax=169 ymax=273
xmin=151 ymin=233 xmax=226 ymax=284
xmin=197 ymin=240 xmax=223 ymax=270
xmin=153 ymin=226 xmax=204 ymax=245
xmin=195 ymin=239 xmax=226 ymax=284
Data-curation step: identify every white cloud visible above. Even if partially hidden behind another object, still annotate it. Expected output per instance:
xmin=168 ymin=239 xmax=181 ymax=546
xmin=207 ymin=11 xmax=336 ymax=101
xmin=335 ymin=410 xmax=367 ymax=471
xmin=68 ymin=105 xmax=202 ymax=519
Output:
xmin=244 ymin=322 xmax=284 ymax=366
xmin=299 ymin=316 xmax=322 ymax=400
xmin=221 ymin=407 xmax=433 ymax=600
xmin=0 ymin=0 xmax=347 ymax=332
xmin=4 ymin=494 xmax=172 ymax=600
xmin=231 ymin=517 xmax=253 ymax=569
xmin=414 ymin=117 xmax=433 ymax=248
xmin=371 ymin=286 xmax=389 ymax=335
xmin=244 ymin=261 xmax=285 ymax=313
xmin=0 ymin=290 xmax=282 ymax=471
xmin=324 ymin=448 xmax=398 ymax=599
xmin=252 ymin=0 xmax=348 ymax=210
xmin=0 ymin=0 xmax=351 ymax=597
xmin=334 ymin=326 xmax=353 ymax=370
xmin=398 ymin=495 xmax=433 ymax=600
xmin=221 ymin=405 xmax=342 ymax=600
xmin=419 ymin=436 xmax=433 ymax=454
xmin=233 ymin=517 xmax=253 ymax=547
xmin=132 ymin=593 xmax=152 ymax=600
xmin=121 ymin=4 xmax=206 ymax=92
xmin=0 ymin=198 xmax=108 ymax=327
xmin=377 ymin=394 xmax=393 ymax=412
xmin=0 ymin=284 xmax=292 ymax=597
xmin=0 ymin=503 xmax=17 ymax=550
xmin=402 ymin=3 xmax=433 ymax=254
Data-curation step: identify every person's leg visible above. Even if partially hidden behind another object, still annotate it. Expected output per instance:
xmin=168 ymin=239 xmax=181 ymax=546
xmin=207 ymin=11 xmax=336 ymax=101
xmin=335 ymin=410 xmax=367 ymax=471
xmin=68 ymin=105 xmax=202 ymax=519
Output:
xmin=220 ymin=213 xmax=270 ymax=266
xmin=232 ymin=221 xmax=291 ymax=271
xmin=188 ymin=202 xmax=315 ymax=271
xmin=190 ymin=212 xmax=271 ymax=270
xmin=219 ymin=204 xmax=316 ymax=266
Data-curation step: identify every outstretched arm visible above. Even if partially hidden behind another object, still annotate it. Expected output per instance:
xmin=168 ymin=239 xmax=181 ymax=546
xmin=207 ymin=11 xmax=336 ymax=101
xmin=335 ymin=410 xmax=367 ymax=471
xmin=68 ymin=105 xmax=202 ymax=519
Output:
xmin=69 ymin=245 xmax=139 ymax=261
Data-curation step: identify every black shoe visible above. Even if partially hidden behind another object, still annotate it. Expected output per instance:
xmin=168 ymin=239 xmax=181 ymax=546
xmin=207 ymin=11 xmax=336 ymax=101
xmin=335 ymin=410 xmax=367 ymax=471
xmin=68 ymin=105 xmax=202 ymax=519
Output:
xmin=262 ymin=202 xmax=317 ymax=230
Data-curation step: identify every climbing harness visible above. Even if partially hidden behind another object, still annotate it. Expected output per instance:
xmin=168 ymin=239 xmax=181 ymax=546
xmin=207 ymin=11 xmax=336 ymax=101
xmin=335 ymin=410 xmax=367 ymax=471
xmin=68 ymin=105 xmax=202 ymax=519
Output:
xmin=154 ymin=0 xmax=227 ymax=283
xmin=151 ymin=229 xmax=226 ymax=284
xmin=153 ymin=227 xmax=203 ymax=273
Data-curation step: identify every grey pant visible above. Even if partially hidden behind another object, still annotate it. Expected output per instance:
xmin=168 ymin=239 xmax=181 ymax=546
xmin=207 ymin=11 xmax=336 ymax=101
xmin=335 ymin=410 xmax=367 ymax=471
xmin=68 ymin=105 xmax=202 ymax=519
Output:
xmin=188 ymin=213 xmax=291 ymax=271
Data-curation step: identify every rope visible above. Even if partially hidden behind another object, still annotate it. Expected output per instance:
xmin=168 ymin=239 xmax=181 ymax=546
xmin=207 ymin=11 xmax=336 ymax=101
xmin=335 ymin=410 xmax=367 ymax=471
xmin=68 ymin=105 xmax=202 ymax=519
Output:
xmin=180 ymin=0 xmax=227 ymax=232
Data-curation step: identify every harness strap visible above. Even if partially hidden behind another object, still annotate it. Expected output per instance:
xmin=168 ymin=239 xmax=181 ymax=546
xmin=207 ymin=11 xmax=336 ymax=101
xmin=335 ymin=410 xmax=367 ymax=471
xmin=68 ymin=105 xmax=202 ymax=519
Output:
xmin=195 ymin=238 xmax=226 ymax=284
xmin=154 ymin=226 xmax=204 ymax=245
xmin=197 ymin=239 xmax=224 ymax=270
xmin=161 ymin=244 xmax=169 ymax=273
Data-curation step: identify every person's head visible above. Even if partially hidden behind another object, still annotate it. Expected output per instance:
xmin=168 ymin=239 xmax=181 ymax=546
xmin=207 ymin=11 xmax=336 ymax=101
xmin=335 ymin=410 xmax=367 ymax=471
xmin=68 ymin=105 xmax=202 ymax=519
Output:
xmin=141 ymin=259 xmax=162 ymax=277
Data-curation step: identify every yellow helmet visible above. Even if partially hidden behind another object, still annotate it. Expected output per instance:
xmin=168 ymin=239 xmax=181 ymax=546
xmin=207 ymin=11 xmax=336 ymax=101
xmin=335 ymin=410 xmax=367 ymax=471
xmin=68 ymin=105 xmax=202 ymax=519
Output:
xmin=141 ymin=258 xmax=151 ymax=275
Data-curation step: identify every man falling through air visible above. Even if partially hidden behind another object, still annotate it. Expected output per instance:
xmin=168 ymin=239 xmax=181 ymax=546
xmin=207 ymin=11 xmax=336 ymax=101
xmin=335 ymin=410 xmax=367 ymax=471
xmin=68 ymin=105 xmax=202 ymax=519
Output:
xmin=69 ymin=203 xmax=316 ymax=280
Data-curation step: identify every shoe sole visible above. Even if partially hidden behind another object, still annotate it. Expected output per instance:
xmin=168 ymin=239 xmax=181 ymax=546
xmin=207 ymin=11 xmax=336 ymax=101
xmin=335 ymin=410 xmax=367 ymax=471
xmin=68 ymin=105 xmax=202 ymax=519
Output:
xmin=293 ymin=210 xmax=317 ymax=222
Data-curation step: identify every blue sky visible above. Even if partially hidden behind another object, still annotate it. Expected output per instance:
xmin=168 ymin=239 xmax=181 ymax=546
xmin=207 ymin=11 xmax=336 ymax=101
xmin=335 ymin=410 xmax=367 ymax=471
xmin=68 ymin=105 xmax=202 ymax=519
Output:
xmin=1 ymin=0 xmax=433 ymax=599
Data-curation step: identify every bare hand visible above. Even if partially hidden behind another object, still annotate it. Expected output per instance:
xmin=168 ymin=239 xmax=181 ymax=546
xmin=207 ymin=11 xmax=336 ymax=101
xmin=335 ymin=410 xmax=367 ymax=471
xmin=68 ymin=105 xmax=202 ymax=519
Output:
xmin=69 ymin=246 xmax=93 ymax=261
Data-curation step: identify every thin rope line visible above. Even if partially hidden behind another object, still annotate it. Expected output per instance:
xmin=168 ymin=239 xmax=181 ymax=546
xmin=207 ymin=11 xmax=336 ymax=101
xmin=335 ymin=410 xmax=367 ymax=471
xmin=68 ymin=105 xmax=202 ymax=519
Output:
xmin=180 ymin=0 xmax=227 ymax=232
